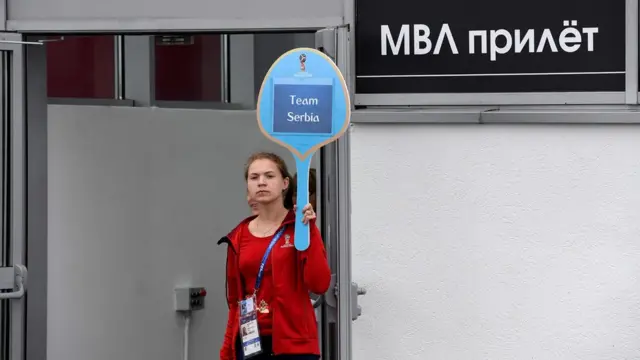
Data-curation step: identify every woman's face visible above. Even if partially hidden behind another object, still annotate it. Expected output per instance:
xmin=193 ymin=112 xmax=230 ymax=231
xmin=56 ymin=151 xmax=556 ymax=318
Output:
xmin=247 ymin=158 xmax=289 ymax=205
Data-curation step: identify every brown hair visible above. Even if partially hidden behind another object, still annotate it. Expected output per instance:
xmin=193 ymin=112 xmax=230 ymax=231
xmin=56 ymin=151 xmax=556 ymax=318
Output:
xmin=244 ymin=152 xmax=294 ymax=209
xmin=292 ymin=168 xmax=317 ymax=195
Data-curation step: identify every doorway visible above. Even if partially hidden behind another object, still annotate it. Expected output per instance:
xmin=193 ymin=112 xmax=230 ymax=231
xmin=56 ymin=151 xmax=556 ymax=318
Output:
xmin=20 ymin=29 xmax=354 ymax=360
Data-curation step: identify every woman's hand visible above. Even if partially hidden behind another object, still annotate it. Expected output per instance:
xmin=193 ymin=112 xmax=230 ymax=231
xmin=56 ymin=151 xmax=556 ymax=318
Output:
xmin=294 ymin=203 xmax=316 ymax=224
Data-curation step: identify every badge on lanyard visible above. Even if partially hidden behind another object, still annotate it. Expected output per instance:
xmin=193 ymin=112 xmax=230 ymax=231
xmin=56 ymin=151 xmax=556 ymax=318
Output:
xmin=239 ymin=295 xmax=261 ymax=358
xmin=239 ymin=226 xmax=286 ymax=359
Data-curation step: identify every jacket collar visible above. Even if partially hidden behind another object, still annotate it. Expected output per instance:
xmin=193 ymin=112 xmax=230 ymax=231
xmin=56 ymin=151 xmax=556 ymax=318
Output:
xmin=217 ymin=210 xmax=295 ymax=250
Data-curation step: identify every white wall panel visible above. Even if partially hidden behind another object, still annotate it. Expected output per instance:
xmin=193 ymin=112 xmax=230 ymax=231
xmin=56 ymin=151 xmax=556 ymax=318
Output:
xmin=351 ymin=123 xmax=640 ymax=360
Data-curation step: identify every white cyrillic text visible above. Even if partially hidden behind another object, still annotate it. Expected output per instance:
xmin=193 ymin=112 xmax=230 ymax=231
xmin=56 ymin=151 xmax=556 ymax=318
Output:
xmin=381 ymin=21 xmax=600 ymax=61
xmin=381 ymin=24 xmax=458 ymax=55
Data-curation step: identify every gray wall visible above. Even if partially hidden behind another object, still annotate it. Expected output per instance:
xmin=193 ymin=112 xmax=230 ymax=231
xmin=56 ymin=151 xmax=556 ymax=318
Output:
xmin=47 ymin=105 xmax=296 ymax=360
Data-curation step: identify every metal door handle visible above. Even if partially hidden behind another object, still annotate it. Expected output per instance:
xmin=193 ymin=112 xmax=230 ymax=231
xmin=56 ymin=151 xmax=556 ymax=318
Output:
xmin=312 ymin=295 xmax=324 ymax=308
xmin=320 ymin=274 xmax=367 ymax=321
xmin=0 ymin=264 xmax=27 ymax=299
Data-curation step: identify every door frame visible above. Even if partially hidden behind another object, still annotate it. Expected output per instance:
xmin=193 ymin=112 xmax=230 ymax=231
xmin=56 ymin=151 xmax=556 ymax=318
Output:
xmin=317 ymin=26 xmax=356 ymax=360
xmin=23 ymin=33 xmax=48 ymax=360
xmin=334 ymin=26 xmax=355 ymax=360
xmin=0 ymin=32 xmax=48 ymax=360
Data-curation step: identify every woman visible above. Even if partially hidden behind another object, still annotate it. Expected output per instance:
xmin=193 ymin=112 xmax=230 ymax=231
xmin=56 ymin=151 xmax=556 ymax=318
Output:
xmin=218 ymin=152 xmax=331 ymax=360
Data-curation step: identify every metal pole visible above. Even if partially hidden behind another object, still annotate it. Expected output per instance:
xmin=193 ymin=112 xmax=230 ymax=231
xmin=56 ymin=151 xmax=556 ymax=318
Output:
xmin=220 ymin=34 xmax=230 ymax=103
xmin=335 ymin=26 xmax=353 ymax=360
xmin=625 ymin=0 xmax=638 ymax=103
xmin=114 ymin=35 xmax=124 ymax=100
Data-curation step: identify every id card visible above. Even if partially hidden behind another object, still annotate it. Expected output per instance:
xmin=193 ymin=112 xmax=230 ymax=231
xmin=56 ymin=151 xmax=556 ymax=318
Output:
xmin=239 ymin=296 xmax=262 ymax=358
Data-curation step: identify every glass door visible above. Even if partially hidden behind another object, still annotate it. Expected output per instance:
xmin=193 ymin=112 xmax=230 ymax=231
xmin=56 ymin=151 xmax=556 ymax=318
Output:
xmin=0 ymin=33 xmax=28 ymax=360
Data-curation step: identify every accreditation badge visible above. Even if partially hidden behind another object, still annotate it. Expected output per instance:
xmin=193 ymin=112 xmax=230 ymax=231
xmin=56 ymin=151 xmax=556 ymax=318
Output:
xmin=239 ymin=295 xmax=262 ymax=358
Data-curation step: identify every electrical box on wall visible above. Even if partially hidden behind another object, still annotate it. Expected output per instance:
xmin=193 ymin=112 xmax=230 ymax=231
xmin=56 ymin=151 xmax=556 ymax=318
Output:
xmin=174 ymin=287 xmax=207 ymax=311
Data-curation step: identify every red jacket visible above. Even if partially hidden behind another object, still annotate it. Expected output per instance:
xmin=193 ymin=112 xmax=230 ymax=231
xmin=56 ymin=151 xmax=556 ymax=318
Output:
xmin=217 ymin=211 xmax=332 ymax=360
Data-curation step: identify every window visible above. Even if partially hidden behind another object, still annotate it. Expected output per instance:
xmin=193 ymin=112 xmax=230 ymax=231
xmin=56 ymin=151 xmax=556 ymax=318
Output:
xmin=154 ymin=35 xmax=222 ymax=102
xmin=46 ymin=35 xmax=115 ymax=98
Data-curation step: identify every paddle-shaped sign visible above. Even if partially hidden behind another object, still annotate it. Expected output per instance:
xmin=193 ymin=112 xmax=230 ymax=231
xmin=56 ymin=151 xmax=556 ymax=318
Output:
xmin=257 ymin=47 xmax=351 ymax=251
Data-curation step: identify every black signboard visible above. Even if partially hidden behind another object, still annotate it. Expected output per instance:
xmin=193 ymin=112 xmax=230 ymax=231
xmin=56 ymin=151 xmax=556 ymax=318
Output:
xmin=355 ymin=0 xmax=625 ymax=94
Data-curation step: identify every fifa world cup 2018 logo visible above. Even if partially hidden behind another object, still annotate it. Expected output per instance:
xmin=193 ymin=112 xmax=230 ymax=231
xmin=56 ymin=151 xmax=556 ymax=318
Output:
xmin=299 ymin=53 xmax=306 ymax=72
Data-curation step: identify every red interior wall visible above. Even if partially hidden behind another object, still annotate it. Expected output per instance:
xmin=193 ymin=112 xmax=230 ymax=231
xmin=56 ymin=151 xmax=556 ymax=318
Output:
xmin=46 ymin=36 xmax=115 ymax=98
xmin=46 ymin=35 xmax=222 ymax=101
xmin=154 ymin=35 xmax=222 ymax=102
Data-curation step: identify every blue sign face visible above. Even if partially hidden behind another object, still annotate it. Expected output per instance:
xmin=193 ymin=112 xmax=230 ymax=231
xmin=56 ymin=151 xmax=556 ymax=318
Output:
xmin=257 ymin=48 xmax=351 ymax=251
xmin=272 ymin=79 xmax=333 ymax=135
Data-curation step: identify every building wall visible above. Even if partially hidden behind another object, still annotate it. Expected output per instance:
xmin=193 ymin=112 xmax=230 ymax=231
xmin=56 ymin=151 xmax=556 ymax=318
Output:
xmin=350 ymin=123 xmax=640 ymax=360
xmin=47 ymin=104 xmax=297 ymax=360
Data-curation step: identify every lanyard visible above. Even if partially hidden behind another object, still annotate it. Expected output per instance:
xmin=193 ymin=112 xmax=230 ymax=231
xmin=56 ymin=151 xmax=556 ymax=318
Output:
xmin=254 ymin=226 xmax=286 ymax=294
